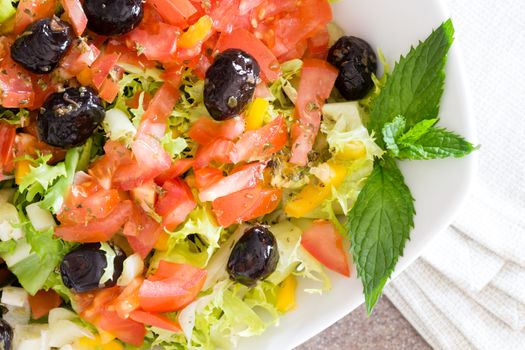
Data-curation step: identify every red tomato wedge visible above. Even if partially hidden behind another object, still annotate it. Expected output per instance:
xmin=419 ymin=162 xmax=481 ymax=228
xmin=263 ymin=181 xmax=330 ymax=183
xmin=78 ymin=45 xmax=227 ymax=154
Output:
xmin=112 ymin=277 xmax=143 ymax=319
xmin=138 ymin=82 xmax=181 ymax=139
xmin=0 ymin=123 xmax=17 ymax=175
xmin=188 ymin=117 xmax=245 ymax=145
xmin=216 ymin=29 xmax=281 ymax=82
xmin=198 ymin=161 xmax=266 ymax=202
xmin=194 ymin=138 xmax=235 ymax=169
xmin=139 ymin=261 xmax=207 ymax=312
xmin=305 ymin=26 xmax=330 ymax=59
xmin=61 ymin=0 xmax=88 ymax=36
xmin=155 ymin=179 xmax=196 ymax=231
xmin=91 ymin=53 xmax=121 ymax=89
xmin=124 ymin=205 xmax=163 ymax=258
xmin=89 ymin=140 xmax=132 ymax=190
xmin=131 ymin=135 xmax=172 ymax=182
xmin=155 ymin=159 xmax=195 ymax=185
xmin=98 ymin=309 xmax=146 ymax=347
xmin=28 ymin=290 xmax=62 ymax=320
xmin=194 ymin=167 xmax=223 ymax=190
xmin=55 ymin=200 xmax=133 ymax=242
xmin=98 ymin=77 xmax=120 ymax=103
xmin=130 ymin=310 xmax=182 ymax=333
xmin=301 ymin=220 xmax=350 ymax=277
xmin=290 ymin=59 xmax=338 ymax=166
xmin=14 ymin=0 xmax=56 ymax=34
xmin=212 ymin=185 xmax=282 ymax=227
xmin=150 ymin=0 xmax=197 ymax=27
xmin=230 ymin=116 xmax=288 ymax=163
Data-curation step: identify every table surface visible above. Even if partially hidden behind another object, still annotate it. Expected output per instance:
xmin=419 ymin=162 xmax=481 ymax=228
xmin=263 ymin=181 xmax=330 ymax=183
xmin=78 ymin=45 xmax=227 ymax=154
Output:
xmin=296 ymin=297 xmax=431 ymax=350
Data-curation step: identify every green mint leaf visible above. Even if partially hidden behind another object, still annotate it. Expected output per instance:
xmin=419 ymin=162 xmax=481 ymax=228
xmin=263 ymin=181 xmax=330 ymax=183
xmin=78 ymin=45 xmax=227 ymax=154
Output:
xmin=398 ymin=118 xmax=438 ymax=144
xmin=397 ymin=127 xmax=477 ymax=160
xmin=368 ymin=20 xmax=454 ymax=141
xmin=382 ymin=116 xmax=406 ymax=156
xmin=347 ymin=158 xmax=415 ymax=313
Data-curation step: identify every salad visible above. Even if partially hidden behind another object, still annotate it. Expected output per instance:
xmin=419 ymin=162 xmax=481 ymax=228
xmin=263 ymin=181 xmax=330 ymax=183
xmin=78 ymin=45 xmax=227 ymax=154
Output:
xmin=0 ymin=0 xmax=476 ymax=349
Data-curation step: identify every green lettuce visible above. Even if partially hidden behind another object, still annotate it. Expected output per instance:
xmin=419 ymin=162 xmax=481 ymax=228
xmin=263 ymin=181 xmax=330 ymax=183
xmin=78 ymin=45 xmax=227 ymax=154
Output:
xmin=0 ymin=0 xmax=15 ymax=24
xmin=41 ymin=148 xmax=80 ymax=213
xmin=268 ymin=59 xmax=303 ymax=119
xmin=18 ymin=154 xmax=67 ymax=202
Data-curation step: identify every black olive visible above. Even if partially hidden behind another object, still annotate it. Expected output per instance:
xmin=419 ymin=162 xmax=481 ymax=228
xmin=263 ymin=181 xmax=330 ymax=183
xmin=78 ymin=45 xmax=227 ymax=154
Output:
xmin=0 ymin=319 xmax=12 ymax=350
xmin=10 ymin=18 xmax=73 ymax=74
xmin=327 ymin=36 xmax=378 ymax=101
xmin=227 ymin=226 xmax=279 ymax=287
xmin=37 ymin=87 xmax=105 ymax=148
xmin=60 ymin=243 xmax=125 ymax=293
xmin=204 ymin=49 xmax=260 ymax=121
xmin=83 ymin=0 xmax=144 ymax=36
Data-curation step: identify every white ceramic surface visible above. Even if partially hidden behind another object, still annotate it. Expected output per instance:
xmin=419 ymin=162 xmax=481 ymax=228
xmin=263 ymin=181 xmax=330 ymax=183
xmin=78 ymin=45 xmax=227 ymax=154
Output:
xmin=238 ymin=0 xmax=478 ymax=349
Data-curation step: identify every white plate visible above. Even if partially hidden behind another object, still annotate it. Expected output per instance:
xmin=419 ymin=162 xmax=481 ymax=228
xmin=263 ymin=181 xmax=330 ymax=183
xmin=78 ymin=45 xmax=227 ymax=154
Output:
xmin=238 ymin=0 xmax=478 ymax=349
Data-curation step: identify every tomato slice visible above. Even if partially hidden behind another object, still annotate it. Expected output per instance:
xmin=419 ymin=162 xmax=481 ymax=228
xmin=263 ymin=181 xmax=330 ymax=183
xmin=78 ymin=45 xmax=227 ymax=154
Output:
xmin=130 ymin=180 xmax=157 ymax=214
xmin=0 ymin=123 xmax=17 ymax=175
xmin=150 ymin=0 xmax=197 ymax=27
xmin=198 ymin=161 xmax=266 ymax=202
xmin=301 ymin=220 xmax=350 ymax=277
xmin=130 ymin=310 xmax=182 ymax=333
xmin=98 ymin=309 xmax=146 ymax=347
xmin=55 ymin=200 xmax=133 ymax=242
xmin=139 ymin=261 xmax=207 ymax=312
xmin=290 ymin=59 xmax=338 ymax=166
xmin=194 ymin=167 xmax=223 ymax=190
xmin=131 ymin=134 xmax=172 ymax=185
xmin=28 ymin=290 xmax=62 ymax=320
xmin=14 ymin=0 xmax=56 ymax=34
xmin=91 ymin=53 xmax=121 ymax=89
xmin=112 ymin=278 xmax=143 ymax=319
xmin=212 ymin=185 xmax=282 ymax=227
xmin=194 ymin=138 xmax=235 ymax=169
xmin=138 ymin=82 xmax=181 ymax=139
xmin=88 ymin=140 xmax=132 ymax=190
xmin=126 ymin=22 xmax=180 ymax=63
xmin=188 ymin=117 xmax=244 ymax=145
xmin=61 ymin=0 xmax=88 ymax=36
xmin=305 ymin=26 xmax=330 ymax=60
xmin=98 ymin=77 xmax=120 ymax=103
xmin=124 ymin=205 xmax=163 ymax=258
xmin=60 ymin=41 xmax=101 ymax=76
xmin=215 ymin=28 xmax=281 ymax=82
xmin=230 ymin=116 xmax=288 ymax=163
xmin=155 ymin=159 xmax=194 ymax=185
xmin=0 ymin=56 xmax=35 ymax=108
xmin=155 ymin=179 xmax=196 ymax=231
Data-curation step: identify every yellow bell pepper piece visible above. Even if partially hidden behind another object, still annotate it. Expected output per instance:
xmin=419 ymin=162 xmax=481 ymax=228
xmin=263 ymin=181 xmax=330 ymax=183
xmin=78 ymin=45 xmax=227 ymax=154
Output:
xmin=245 ymin=98 xmax=269 ymax=130
xmin=75 ymin=335 xmax=123 ymax=350
xmin=337 ymin=141 xmax=367 ymax=161
xmin=285 ymin=162 xmax=347 ymax=218
xmin=178 ymin=15 xmax=213 ymax=49
xmin=77 ymin=67 xmax=93 ymax=87
xmin=154 ymin=231 xmax=170 ymax=251
xmin=15 ymin=160 xmax=32 ymax=185
xmin=276 ymin=276 xmax=297 ymax=313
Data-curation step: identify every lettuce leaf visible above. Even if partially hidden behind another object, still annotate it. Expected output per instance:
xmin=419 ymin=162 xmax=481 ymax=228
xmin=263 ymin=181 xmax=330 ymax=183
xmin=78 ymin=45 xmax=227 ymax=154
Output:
xmin=0 ymin=0 xmax=15 ymax=24
xmin=18 ymin=154 xmax=67 ymax=202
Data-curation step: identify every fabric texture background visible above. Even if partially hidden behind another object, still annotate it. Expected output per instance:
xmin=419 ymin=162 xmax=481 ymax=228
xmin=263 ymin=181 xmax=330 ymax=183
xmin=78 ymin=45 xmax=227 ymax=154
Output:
xmin=384 ymin=0 xmax=525 ymax=349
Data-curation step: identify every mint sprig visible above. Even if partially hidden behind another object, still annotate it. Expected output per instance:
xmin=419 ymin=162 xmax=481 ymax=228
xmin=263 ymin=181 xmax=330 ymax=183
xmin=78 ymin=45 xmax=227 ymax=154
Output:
xmin=347 ymin=19 xmax=477 ymax=313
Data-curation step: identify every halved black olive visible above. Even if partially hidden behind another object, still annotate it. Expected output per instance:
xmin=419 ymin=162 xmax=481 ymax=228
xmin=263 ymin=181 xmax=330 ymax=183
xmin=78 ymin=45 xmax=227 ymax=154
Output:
xmin=83 ymin=0 xmax=144 ymax=36
xmin=37 ymin=87 xmax=105 ymax=148
xmin=227 ymin=226 xmax=279 ymax=287
xmin=204 ymin=49 xmax=260 ymax=121
xmin=60 ymin=243 xmax=125 ymax=293
xmin=0 ymin=319 xmax=12 ymax=350
xmin=10 ymin=18 xmax=73 ymax=74
xmin=328 ymin=36 xmax=378 ymax=100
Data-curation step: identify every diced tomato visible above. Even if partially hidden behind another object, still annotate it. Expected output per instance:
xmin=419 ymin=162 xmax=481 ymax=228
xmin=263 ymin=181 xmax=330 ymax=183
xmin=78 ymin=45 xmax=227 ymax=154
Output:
xmin=14 ymin=133 xmax=66 ymax=164
xmin=155 ymin=159 xmax=194 ymax=185
xmin=55 ymin=200 xmax=133 ymax=242
xmin=0 ymin=123 xmax=17 ymax=175
xmin=61 ymin=0 xmax=88 ymax=36
xmin=216 ymin=29 xmax=281 ymax=82
xmin=130 ymin=310 xmax=182 ymax=333
xmin=301 ymin=220 xmax=350 ymax=277
xmin=212 ymin=185 xmax=282 ymax=227
xmin=138 ymin=82 xmax=181 ymax=139
xmin=193 ymin=138 xmax=235 ymax=169
xmin=89 ymin=140 xmax=132 ymax=190
xmin=130 ymin=180 xmax=157 ymax=214
xmin=305 ymin=26 xmax=330 ymax=60
xmin=124 ymin=205 xmax=163 ymax=258
xmin=271 ymin=0 xmax=332 ymax=57
xmin=277 ymin=39 xmax=308 ymax=62
xmin=230 ymin=116 xmax=288 ymax=163
xmin=155 ymin=179 xmax=196 ymax=231
xmin=207 ymin=0 xmax=250 ymax=32
xmin=130 ymin=134 xmax=172 ymax=186
xmin=188 ymin=117 xmax=244 ymax=145
xmin=150 ymin=0 xmax=197 ymax=27
xmin=28 ymin=290 xmax=62 ymax=320
xmin=0 ymin=56 xmax=35 ymax=108
xmin=98 ymin=309 xmax=146 ymax=347
xmin=139 ymin=261 xmax=207 ymax=312
xmin=57 ymin=177 xmax=121 ymax=225
xmin=290 ymin=59 xmax=338 ymax=165
xmin=198 ymin=161 xmax=266 ymax=202
xmin=112 ymin=278 xmax=143 ymax=319
xmin=91 ymin=53 xmax=121 ymax=89
xmin=126 ymin=22 xmax=180 ymax=63
xmin=194 ymin=167 xmax=223 ymax=190
xmin=105 ymin=40 xmax=156 ymax=70
xmin=14 ymin=0 xmax=56 ymax=34
xmin=98 ymin=77 xmax=120 ymax=103
xmin=31 ymin=75 xmax=57 ymax=109
xmin=60 ymin=41 xmax=101 ymax=76
xmin=80 ymin=287 xmax=121 ymax=321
